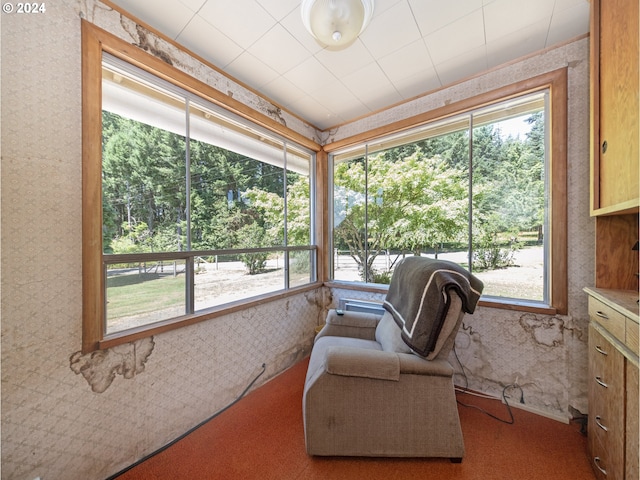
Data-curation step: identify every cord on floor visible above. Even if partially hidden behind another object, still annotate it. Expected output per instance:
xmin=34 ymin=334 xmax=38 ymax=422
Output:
xmin=106 ymin=363 xmax=267 ymax=480
xmin=452 ymin=344 xmax=520 ymax=425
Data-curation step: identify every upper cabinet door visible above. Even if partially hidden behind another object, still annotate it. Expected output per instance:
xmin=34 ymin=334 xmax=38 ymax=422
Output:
xmin=590 ymin=0 xmax=640 ymax=215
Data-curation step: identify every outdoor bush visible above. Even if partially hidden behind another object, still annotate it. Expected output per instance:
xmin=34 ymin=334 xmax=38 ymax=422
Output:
xmin=472 ymin=228 xmax=519 ymax=271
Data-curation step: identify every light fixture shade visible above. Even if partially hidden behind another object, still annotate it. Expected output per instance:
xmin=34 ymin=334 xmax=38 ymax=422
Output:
xmin=301 ymin=0 xmax=374 ymax=50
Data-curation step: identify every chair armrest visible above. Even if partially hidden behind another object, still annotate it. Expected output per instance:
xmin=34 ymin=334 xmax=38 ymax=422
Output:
xmin=325 ymin=346 xmax=400 ymax=381
xmin=397 ymin=354 xmax=454 ymax=377
xmin=315 ymin=310 xmax=380 ymax=342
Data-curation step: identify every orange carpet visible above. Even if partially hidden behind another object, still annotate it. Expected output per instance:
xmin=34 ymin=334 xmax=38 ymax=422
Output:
xmin=116 ymin=358 xmax=595 ymax=480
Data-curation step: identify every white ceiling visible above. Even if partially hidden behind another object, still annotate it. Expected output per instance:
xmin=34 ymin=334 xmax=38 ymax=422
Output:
xmin=108 ymin=0 xmax=590 ymax=130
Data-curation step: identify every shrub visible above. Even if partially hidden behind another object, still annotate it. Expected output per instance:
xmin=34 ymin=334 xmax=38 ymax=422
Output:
xmin=472 ymin=229 xmax=518 ymax=271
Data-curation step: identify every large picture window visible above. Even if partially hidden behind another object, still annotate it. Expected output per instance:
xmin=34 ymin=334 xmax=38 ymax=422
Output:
xmin=328 ymin=71 xmax=567 ymax=314
xmin=82 ymin=23 xmax=318 ymax=352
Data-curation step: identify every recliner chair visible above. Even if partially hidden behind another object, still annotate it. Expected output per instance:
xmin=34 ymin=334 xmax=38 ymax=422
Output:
xmin=303 ymin=256 xmax=483 ymax=461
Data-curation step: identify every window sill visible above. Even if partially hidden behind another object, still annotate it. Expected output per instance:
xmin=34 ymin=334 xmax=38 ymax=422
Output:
xmin=324 ymin=281 xmax=558 ymax=316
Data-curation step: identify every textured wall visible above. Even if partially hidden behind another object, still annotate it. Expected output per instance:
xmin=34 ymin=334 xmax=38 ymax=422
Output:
xmin=1 ymin=2 xmax=324 ymax=479
xmin=328 ymin=37 xmax=594 ymax=419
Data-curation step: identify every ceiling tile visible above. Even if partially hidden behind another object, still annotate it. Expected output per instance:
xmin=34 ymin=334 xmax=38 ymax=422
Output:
xmin=112 ymin=0 xmax=196 ymax=38
xmin=283 ymin=57 xmax=337 ymax=95
xmin=409 ymin=0 xmax=483 ymax=36
xmin=483 ymin=0 xmax=555 ymax=43
xmin=224 ymin=52 xmax=279 ymax=89
xmin=280 ymin=7 xmax=325 ymax=54
xmin=313 ymin=80 xmax=369 ymax=120
xmin=553 ymin=0 xmax=589 ymax=10
xmin=342 ymin=62 xmax=403 ymax=110
xmin=359 ymin=1 xmax=422 ymax=58
xmin=254 ymin=0 xmax=299 ymax=21
xmin=434 ymin=44 xmax=488 ymax=86
xmin=485 ymin=19 xmax=548 ymax=69
xmin=424 ymin=9 xmax=485 ymax=65
xmin=198 ymin=0 xmax=275 ymax=50
xmin=179 ymin=0 xmax=207 ymax=11
xmin=176 ymin=16 xmax=243 ymax=68
xmin=289 ymin=94 xmax=336 ymax=129
xmin=315 ymin=41 xmax=375 ymax=78
xmin=547 ymin=2 xmax=590 ymax=47
xmin=378 ymin=39 xmax=434 ymax=84
xmin=393 ymin=68 xmax=442 ymax=100
xmin=248 ymin=24 xmax=310 ymax=75
xmin=371 ymin=0 xmax=405 ymax=18
xmin=260 ymin=76 xmax=308 ymax=107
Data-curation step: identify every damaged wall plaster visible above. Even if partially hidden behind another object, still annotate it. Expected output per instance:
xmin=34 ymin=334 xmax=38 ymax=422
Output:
xmin=519 ymin=313 xmax=565 ymax=347
xmin=70 ymin=337 xmax=155 ymax=393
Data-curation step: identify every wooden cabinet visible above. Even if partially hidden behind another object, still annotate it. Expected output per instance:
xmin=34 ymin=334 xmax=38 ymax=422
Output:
xmin=626 ymin=363 xmax=639 ymax=480
xmin=588 ymin=4 xmax=638 ymax=476
xmin=590 ymin=0 xmax=639 ymax=215
xmin=585 ymin=289 xmax=639 ymax=480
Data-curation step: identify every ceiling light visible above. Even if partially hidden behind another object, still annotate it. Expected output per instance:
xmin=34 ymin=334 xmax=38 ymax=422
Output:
xmin=301 ymin=0 xmax=374 ymax=50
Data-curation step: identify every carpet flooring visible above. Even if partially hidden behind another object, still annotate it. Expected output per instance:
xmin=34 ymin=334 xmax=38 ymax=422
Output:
xmin=116 ymin=358 xmax=595 ymax=479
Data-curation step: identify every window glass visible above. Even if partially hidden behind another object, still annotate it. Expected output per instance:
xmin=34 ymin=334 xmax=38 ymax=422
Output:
xmin=100 ymin=54 xmax=316 ymax=336
xmin=102 ymin=67 xmax=188 ymax=255
xmin=330 ymin=91 xmax=548 ymax=306
xmin=193 ymin=254 xmax=284 ymax=311
xmin=333 ymin=155 xmax=367 ymax=281
xmin=471 ymin=104 xmax=546 ymax=302
xmin=105 ymin=259 xmax=186 ymax=334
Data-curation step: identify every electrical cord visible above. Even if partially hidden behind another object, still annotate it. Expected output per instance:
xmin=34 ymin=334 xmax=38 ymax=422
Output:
xmin=452 ymin=345 xmax=522 ymax=425
xmin=106 ymin=363 xmax=267 ymax=480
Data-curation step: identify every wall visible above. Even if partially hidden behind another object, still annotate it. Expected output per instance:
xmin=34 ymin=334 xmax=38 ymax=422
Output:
xmin=1 ymin=2 xmax=324 ymax=479
xmin=328 ymin=37 xmax=594 ymax=420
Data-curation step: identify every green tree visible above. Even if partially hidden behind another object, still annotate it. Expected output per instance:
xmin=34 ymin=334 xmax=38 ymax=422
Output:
xmin=334 ymin=148 xmax=468 ymax=282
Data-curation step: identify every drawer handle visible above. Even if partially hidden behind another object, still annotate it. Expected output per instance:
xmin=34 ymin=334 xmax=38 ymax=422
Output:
xmin=595 ymin=345 xmax=608 ymax=356
xmin=595 ymin=311 xmax=609 ymax=320
xmin=595 ymin=376 xmax=608 ymax=388
xmin=595 ymin=415 xmax=608 ymax=432
xmin=594 ymin=456 xmax=607 ymax=475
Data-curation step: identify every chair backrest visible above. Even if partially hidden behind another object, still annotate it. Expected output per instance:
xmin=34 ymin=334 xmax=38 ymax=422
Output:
xmin=375 ymin=290 xmax=465 ymax=361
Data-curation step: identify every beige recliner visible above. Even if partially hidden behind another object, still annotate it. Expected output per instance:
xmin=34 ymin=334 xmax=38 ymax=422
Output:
xmin=303 ymin=257 xmax=483 ymax=461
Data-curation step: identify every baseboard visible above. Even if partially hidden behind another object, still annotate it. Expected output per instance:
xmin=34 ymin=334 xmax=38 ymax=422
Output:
xmin=501 ymin=398 xmax=570 ymax=424
xmin=455 ymin=386 xmax=570 ymax=424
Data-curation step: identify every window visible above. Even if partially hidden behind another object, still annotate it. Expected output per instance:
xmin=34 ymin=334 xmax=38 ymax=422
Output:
xmin=82 ymin=23 xmax=318 ymax=352
xmin=328 ymin=71 xmax=567 ymax=314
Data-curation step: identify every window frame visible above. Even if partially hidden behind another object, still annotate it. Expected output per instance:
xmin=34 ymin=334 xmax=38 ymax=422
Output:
xmin=82 ymin=21 xmax=322 ymax=353
xmin=323 ymin=68 xmax=568 ymax=316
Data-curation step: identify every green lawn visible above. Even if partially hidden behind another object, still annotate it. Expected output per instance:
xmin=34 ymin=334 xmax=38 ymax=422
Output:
xmin=106 ymin=272 xmax=184 ymax=320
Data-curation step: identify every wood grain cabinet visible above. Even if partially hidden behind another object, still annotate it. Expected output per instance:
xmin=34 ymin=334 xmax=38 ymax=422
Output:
xmin=590 ymin=0 xmax=640 ymax=296
xmin=585 ymin=289 xmax=639 ymax=480
xmin=590 ymin=0 xmax=639 ymax=215
xmin=587 ymin=2 xmax=639 ymax=477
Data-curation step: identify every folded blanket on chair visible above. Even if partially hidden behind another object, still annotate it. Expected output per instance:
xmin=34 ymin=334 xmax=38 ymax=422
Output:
xmin=383 ymin=256 xmax=483 ymax=357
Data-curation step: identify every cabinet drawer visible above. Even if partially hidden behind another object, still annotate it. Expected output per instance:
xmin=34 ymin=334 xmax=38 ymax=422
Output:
xmin=590 ymin=432 xmax=614 ymax=480
xmin=626 ymin=317 xmax=639 ymax=354
xmin=588 ymin=326 xmax=625 ymax=480
xmin=589 ymin=296 xmax=626 ymax=341
xmin=589 ymin=327 xmax=625 ymax=396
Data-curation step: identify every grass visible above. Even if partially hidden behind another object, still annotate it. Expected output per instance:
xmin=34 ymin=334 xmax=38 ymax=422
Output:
xmin=106 ymin=272 xmax=185 ymax=320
